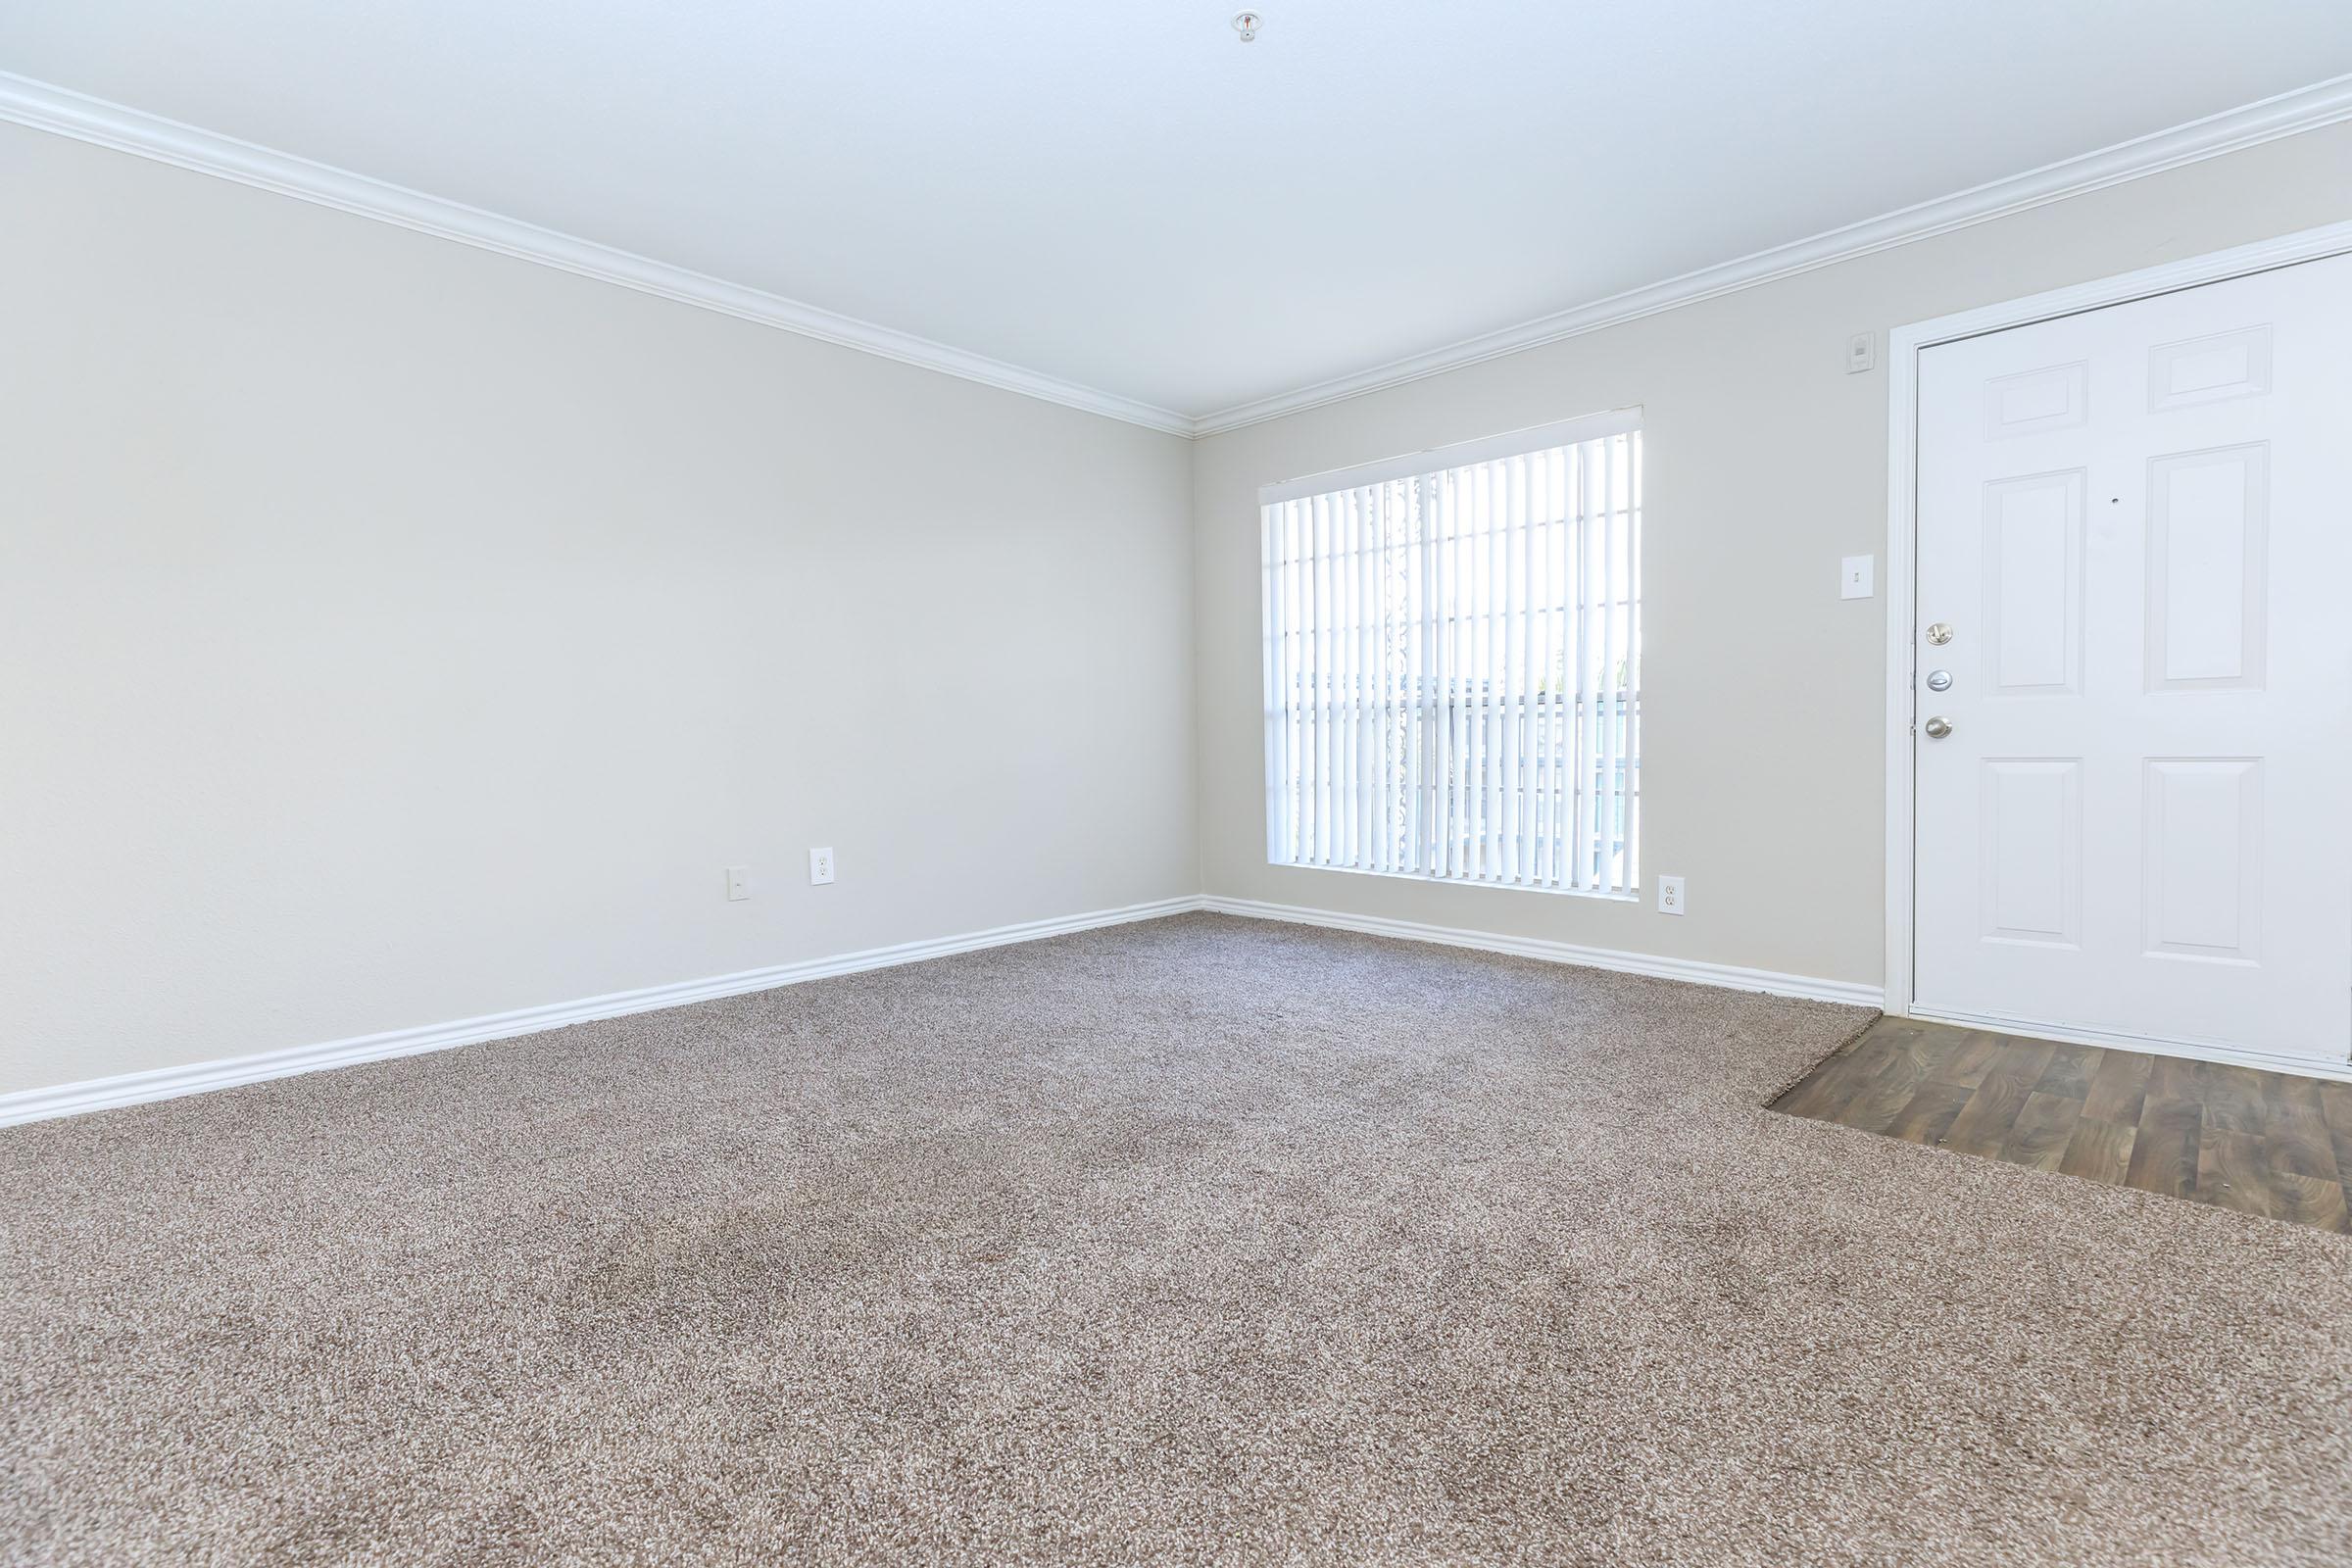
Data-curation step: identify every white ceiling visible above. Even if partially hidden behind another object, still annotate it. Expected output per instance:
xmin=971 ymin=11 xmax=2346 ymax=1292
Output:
xmin=5 ymin=2 xmax=2351 ymax=422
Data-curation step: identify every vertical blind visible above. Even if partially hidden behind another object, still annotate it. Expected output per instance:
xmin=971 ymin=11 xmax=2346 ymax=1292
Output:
xmin=1259 ymin=413 xmax=1642 ymax=896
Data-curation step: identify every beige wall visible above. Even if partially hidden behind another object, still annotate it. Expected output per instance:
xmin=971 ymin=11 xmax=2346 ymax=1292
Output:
xmin=6 ymin=112 xmax=2347 ymax=1101
xmin=1191 ymin=122 xmax=2352 ymax=989
xmin=0 ymin=124 xmax=1198 ymax=1096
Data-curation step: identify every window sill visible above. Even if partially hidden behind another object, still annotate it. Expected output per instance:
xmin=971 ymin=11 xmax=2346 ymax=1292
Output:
xmin=1266 ymin=860 xmax=1640 ymax=903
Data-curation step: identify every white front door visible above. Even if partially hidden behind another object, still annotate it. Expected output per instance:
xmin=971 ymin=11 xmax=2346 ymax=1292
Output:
xmin=1913 ymin=253 xmax=2352 ymax=1064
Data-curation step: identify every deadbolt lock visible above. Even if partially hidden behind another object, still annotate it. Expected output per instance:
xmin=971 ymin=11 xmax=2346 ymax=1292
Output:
xmin=1926 ymin=621 xmax=1954 ymax=646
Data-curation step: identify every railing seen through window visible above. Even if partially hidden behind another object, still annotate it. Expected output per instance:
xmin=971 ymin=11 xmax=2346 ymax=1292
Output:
xmin=1259 ymin=413 xmax=1642 ymax=896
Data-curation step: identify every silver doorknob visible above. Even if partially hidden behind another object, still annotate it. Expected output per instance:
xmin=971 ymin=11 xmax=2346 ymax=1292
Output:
xmin=1924 ymin=716 xmax=1953 ymax=739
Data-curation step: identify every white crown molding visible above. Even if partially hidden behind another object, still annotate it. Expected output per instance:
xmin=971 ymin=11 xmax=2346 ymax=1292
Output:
xmin=0 ymin=71 xmax=1195 ymax=438
xmin=6 ymin=71 xmax=2348 ymax=443
xmin=0 ymin=896 xmax=1204 ymax=1127
xmin=1200 ymin=897 xmax=1884 ymax=1009
xmin=1191 ymin=74 xmax=2352 ymax=436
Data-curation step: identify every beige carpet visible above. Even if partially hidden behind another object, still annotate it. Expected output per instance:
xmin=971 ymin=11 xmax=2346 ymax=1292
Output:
xmin=3 ymin=913 xmax=2348 ymax=1566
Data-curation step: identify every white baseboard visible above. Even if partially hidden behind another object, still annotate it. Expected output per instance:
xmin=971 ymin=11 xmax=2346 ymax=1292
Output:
xmin=1903 ymin=1004 xmax=2352 ymax=1085
xmin=22 ymin=891 xmax=2333 ymax=1129
xmin=1199 ymin=897 xmax=1884 ymax=1008
xmin=0 ymin=896 xmax=1205 ymax=1128
xmin=0 ymin=893 xmax=1886 ymax=1129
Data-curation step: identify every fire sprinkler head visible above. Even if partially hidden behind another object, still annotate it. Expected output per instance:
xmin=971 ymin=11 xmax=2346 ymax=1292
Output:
xmin=1233 ymin=11 xmax=1260 ymax=42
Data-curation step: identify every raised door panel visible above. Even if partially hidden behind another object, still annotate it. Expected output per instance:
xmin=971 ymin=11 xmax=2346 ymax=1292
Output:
xmin=2148 ymin=325 xmax=2273 ymax=412
xmin=1983 ymin=362 xmax=2088 ymax=439
xmin=1979 ymin=760 xmax=2082 ymax=947
xmin=2140 ymin=758 xmax=2263 ymax=963
xmin=1982 ymin=471 xmax=2083 ymax=697
xmin=2144 ymin=445 xmax=2269 ymax=692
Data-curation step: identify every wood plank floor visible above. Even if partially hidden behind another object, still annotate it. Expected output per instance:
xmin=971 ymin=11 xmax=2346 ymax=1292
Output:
xmin=1772 ymin=1018 xmax=2352 ymax=1234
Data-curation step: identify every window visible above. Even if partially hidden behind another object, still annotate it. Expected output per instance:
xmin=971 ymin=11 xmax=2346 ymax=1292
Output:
xmin=1260 ymin=411 xmax=1642 ymax=897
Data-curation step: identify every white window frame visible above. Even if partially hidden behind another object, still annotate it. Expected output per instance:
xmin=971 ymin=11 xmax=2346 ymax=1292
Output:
xmin=1258 ymin=408 xmax=1642 ymax=900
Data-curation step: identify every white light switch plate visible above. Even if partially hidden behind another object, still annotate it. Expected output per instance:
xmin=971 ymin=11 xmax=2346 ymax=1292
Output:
xmin=1845 ymin=330 xmax=1876 ymax=373
xmin=1840 ymin=555 xmax=1875 ymax=599
xmin=808 ymin=847 xmax=835 ymax=886
xmin=1656 ymin=875 xmax=1686 ymax=916
xmin=724 ymin=866 xmax=750 ymax=902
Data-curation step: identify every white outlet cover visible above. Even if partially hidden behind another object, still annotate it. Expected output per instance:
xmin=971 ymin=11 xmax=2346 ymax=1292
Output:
xmin=1840 ymin=554 xmax=1875 ymax=599
xmin=725 ymin=865 xmax=750 ymax=902
xmin=1656 ymin=875 xmax=1686 ymax=915
xmin=808 ymin=847 xmax=835 ymax=886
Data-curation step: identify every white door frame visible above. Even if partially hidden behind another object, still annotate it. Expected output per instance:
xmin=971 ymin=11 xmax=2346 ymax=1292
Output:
xmin=1882 ymin=218 xmax=2352 ymax=1074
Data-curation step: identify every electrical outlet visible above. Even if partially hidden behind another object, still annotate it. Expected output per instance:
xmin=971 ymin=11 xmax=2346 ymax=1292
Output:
xmin=724 ymin=865 xmax=750 ymax=902
xmin=1840 ymin=555 xmax=1875 ymax=599
xmin=808 ymin=847 xmax=835 ymax=886
xmin=1656 ymin=875 xmax=1686 ymax=916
